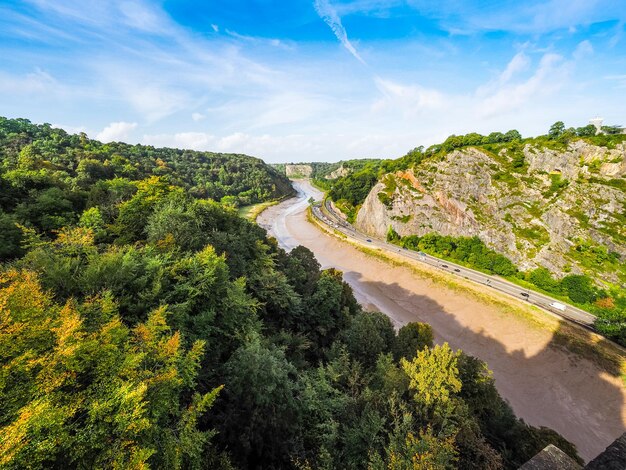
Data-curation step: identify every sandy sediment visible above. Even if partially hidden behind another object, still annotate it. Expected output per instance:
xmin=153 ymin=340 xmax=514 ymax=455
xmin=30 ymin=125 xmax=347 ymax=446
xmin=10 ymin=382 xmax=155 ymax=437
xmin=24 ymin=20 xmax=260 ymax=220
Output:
xmin=257 ymin=180 xmax=626 ymax=462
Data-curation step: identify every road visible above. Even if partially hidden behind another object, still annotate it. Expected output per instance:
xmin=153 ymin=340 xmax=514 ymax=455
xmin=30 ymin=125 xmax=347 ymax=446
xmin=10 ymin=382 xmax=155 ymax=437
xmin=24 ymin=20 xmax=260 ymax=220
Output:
xmin=311 ymin=199 xmax=598 ymax=330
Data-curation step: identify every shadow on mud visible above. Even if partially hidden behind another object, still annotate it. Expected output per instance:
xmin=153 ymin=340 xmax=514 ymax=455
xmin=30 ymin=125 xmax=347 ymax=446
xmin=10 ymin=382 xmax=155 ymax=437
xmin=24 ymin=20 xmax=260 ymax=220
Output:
xmin=342 ymin=270 xmax=625 ymax=463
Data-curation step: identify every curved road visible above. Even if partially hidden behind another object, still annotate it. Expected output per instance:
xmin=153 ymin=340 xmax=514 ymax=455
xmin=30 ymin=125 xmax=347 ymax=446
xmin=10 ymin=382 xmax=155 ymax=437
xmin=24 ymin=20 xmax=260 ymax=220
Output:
xmin=258 ymin=179 xmax=626 ymax=462
xmin=314 ymin=199 xmax=597 ymax=330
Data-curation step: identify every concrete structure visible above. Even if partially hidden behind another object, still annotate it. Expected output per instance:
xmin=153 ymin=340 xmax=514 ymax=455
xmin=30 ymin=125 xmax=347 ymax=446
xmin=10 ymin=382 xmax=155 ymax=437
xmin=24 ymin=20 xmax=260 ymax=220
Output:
xmin=519 ymin=433 xmax=626 ymax=469
xmin=589 ymin=117 xmax=626 ymax=135
xmin=589 ymin=117 xmax=604 ymax=134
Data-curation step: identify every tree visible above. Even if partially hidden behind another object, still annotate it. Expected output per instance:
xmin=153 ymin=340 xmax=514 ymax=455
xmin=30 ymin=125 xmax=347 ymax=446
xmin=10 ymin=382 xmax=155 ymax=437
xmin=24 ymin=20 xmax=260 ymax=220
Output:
xmin=278 ymin=245 xmax=321 ymax=297
xmin=394 ymin=322 xmax=434 ymax=361
xmin=601 ymin=125 xmax=623 ymax=135
xmin=561 ymin=274 xmax=597 ymax=304
xmin=0 ymin=211 xmax=23 ymax=260
xmin=0 ymin=269 xmax=222 ymax=469
xmin=301 ymin=269 xmax=355 ymax=353
xmin=401 ymin=343 xmax=462 ymax=408
xmin=342 ymin=311 xmax=396 ymax=369
xmin=387 ymin=225 xmax=400 ymax=242
xmin=576 ymin=124 xmax=596 ymax=137
xmin=504 ymin=129 xmax=522 ymax=142
xmin=548 ymin=121 xmax=565 ymax=139
xmin=219 ymin=335 xmax=302 ymax=468
xmin=372 ymin=427 xmax=458 ymax=470
xmin=528 ymin=267 xmax=560 ymax=293
xmin=114 ymin=177 xmax=179 ymax=243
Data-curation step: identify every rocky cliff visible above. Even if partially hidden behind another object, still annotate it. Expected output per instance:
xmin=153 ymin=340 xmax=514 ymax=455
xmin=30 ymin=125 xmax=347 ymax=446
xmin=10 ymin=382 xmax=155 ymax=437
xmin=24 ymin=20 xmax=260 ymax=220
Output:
xmin=355 ymin=141 xmax=626 ymax=284
xmin=285 ymin=164 xmax=313 ymax=178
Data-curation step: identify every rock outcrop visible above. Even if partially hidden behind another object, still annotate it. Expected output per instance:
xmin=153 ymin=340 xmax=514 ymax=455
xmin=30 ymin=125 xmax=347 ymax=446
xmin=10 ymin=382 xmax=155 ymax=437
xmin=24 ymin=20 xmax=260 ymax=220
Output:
xmin=355 ymin=142 xmax=626 ymax=283
xmin=326 ymin=165 xmax=351 ymax=180
xmin=285 ymin=164 xmax=313 ymax=178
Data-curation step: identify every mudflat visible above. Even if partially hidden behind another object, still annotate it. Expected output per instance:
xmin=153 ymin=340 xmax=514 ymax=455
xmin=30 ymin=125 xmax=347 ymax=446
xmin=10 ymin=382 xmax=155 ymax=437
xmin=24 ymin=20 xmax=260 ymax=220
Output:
xmin=258 ymin=180 xmax=626 ymax=462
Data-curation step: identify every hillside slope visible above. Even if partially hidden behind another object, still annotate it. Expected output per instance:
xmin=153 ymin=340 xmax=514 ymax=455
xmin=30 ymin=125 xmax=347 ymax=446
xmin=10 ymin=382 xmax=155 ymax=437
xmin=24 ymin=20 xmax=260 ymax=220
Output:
xmin=355 ymin=140 xmax=626 ymax=285
xmin=0 ymin=117 xmax=293 ymax=260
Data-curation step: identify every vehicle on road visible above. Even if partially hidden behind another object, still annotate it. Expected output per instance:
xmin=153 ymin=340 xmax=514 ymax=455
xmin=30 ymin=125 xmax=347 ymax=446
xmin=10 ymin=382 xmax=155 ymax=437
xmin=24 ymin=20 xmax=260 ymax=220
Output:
xmin=521 ymin=292 xmax=529 ymax=297
xmin=366 ymin=239 xmax=372 ymax=242
xmin=454 ymin=268 xmax=460 ymax=272
xmin=549 ymin=301 xmax=567 ymax=312
xmin=441 ymin=264 xmax=449 ymax=268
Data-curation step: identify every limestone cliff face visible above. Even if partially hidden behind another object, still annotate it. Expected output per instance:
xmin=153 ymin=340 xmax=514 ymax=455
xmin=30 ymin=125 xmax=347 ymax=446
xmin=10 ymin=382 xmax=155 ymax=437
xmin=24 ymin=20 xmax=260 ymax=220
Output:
xmin=326 ymin=165 xmax=351 ymax=180
xmin=285 ymin=164 xmax=313 ymax=178
xmin=355 ymin=142 xmax=626 ymax=282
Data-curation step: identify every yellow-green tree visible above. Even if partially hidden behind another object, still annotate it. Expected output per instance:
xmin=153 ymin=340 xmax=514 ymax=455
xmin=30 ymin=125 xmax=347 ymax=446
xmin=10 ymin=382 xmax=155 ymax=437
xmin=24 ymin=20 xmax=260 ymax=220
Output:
xmin=401 ymin=343 xmax=462 ymax=408
xmin=0 ymin=269 xmax=221 ymax=469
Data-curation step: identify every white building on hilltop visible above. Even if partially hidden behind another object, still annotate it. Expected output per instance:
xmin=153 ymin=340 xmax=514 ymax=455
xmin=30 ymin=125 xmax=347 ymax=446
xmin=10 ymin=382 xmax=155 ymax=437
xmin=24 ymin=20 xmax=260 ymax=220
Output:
xmin=589 ymin=117 xmax=604 ymax=133
xmin=589 ymin=117 xmax=626 ymax=134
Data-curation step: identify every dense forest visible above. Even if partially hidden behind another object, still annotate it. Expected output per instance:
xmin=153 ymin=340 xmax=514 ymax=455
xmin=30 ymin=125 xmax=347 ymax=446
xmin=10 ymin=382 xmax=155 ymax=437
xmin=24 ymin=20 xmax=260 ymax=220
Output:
xmin=0 ymin=117 xmax=293 ymax=261
xmin=0 ymin=118 xmax=580 ymax=469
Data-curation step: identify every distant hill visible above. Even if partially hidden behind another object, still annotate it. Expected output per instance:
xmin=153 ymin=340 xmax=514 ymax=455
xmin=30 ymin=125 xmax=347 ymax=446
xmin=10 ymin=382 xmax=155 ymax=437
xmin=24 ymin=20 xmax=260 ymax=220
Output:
xmin=0 ymin=117 xmax=293 ymax=259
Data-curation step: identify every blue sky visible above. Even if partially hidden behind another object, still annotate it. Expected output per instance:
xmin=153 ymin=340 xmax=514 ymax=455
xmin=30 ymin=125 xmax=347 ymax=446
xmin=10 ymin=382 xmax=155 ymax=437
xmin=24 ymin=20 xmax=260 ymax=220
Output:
xmin=1 ymin=1 xmax=625 ymax=162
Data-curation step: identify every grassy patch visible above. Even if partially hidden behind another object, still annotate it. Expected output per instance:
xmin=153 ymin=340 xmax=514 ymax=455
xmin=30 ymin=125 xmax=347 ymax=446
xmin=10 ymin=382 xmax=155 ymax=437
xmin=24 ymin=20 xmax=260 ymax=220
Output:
xmin=391 ymin=214 xmax=412 ymax=223
xmin=238 ymin=197 xmax=285 ymax=221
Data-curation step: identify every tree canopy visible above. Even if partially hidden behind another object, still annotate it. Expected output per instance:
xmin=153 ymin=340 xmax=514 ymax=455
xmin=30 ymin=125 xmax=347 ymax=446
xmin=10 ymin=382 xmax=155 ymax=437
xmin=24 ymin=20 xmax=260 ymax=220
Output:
xmin=0 ymin=118 xmax=582 ymax=469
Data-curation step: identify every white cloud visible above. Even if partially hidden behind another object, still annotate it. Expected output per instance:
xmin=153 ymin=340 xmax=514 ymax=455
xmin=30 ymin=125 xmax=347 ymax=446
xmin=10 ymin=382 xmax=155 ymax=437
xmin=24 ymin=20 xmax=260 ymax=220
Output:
xmin=372 ymin=77 xmax=446 ymax=116
xmin=143 ymin=132 xmax=214 ymax=150
xmin=211 ymin=24 xmax=219 ymax=32
xmin=573 ymin=40 xmax=593 ymax=60
xmin=225 ymin=29 xmax=294 ymax=50
xmin=0 ymin=69 xmax=63 ymax=94
xmin=478 ymin=53 xmax=568 ymax=118
xmin=605 ymin=74 xmax=626 ymax=88
xmin=192 ymin=112 xmax=205 ymax=121
xmin=314 ymin=0 xmax=366 ymax=64
xmin=96 ymin=121 xmax=138 ymax=142
xmin=499 ymin=52 xmax=531 ymax=84
xmin=119 ymin=81 xmax=192 ymax=122
xmin=117 ymin=1 xmax=170 ymax=32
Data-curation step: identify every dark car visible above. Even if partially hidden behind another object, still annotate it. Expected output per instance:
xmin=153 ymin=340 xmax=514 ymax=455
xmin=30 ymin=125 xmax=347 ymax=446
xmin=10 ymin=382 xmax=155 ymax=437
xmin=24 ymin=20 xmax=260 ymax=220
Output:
xmin=454 ymin=268 xmax=460 ymax=272
xmin=366 ymin=239 xmax=372 ymax=242
xmin=441 ymin=264 xmax=448 ymax=268
xmin=521 ymin=292 xmax=529 ymax=297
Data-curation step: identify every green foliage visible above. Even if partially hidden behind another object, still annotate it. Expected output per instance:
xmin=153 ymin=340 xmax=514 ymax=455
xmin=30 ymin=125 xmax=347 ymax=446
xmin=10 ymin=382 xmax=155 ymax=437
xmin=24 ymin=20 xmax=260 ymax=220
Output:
xmin=387 ymin=225 xmax=400 ymax=242
xmin=341 ymin=311 xmax=396 ymax=369
xmin=328 ymin=166 xmax=379 ymax=208
xmin=545 ymin=173 xmax=569 ymax=197
xmin=402 ymin=343 xmax=462 ymax=407
xmin=394 ymin=233 xmax=517 ymax=277
xmin=576 ymin=124 xmax=596 ymax=137
xmin=0 ymin=117 xmax=582 ymax=469
xmin=0 ymin=270 xmax=220 ymax=469
xmin=0 ymin=117 xmax=293 ymax=220
xmin=548 ymin=121 xmax=565 ymax=139
xmin=394 ymin=322 xmax=434 ymax=361
xmin=561 ymin=275 xmax=598 ymax=304
xmin=390 ymin=233 xmax=625 ymax=339
xmin=0 ymin=211 xmax=23 ymax=260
